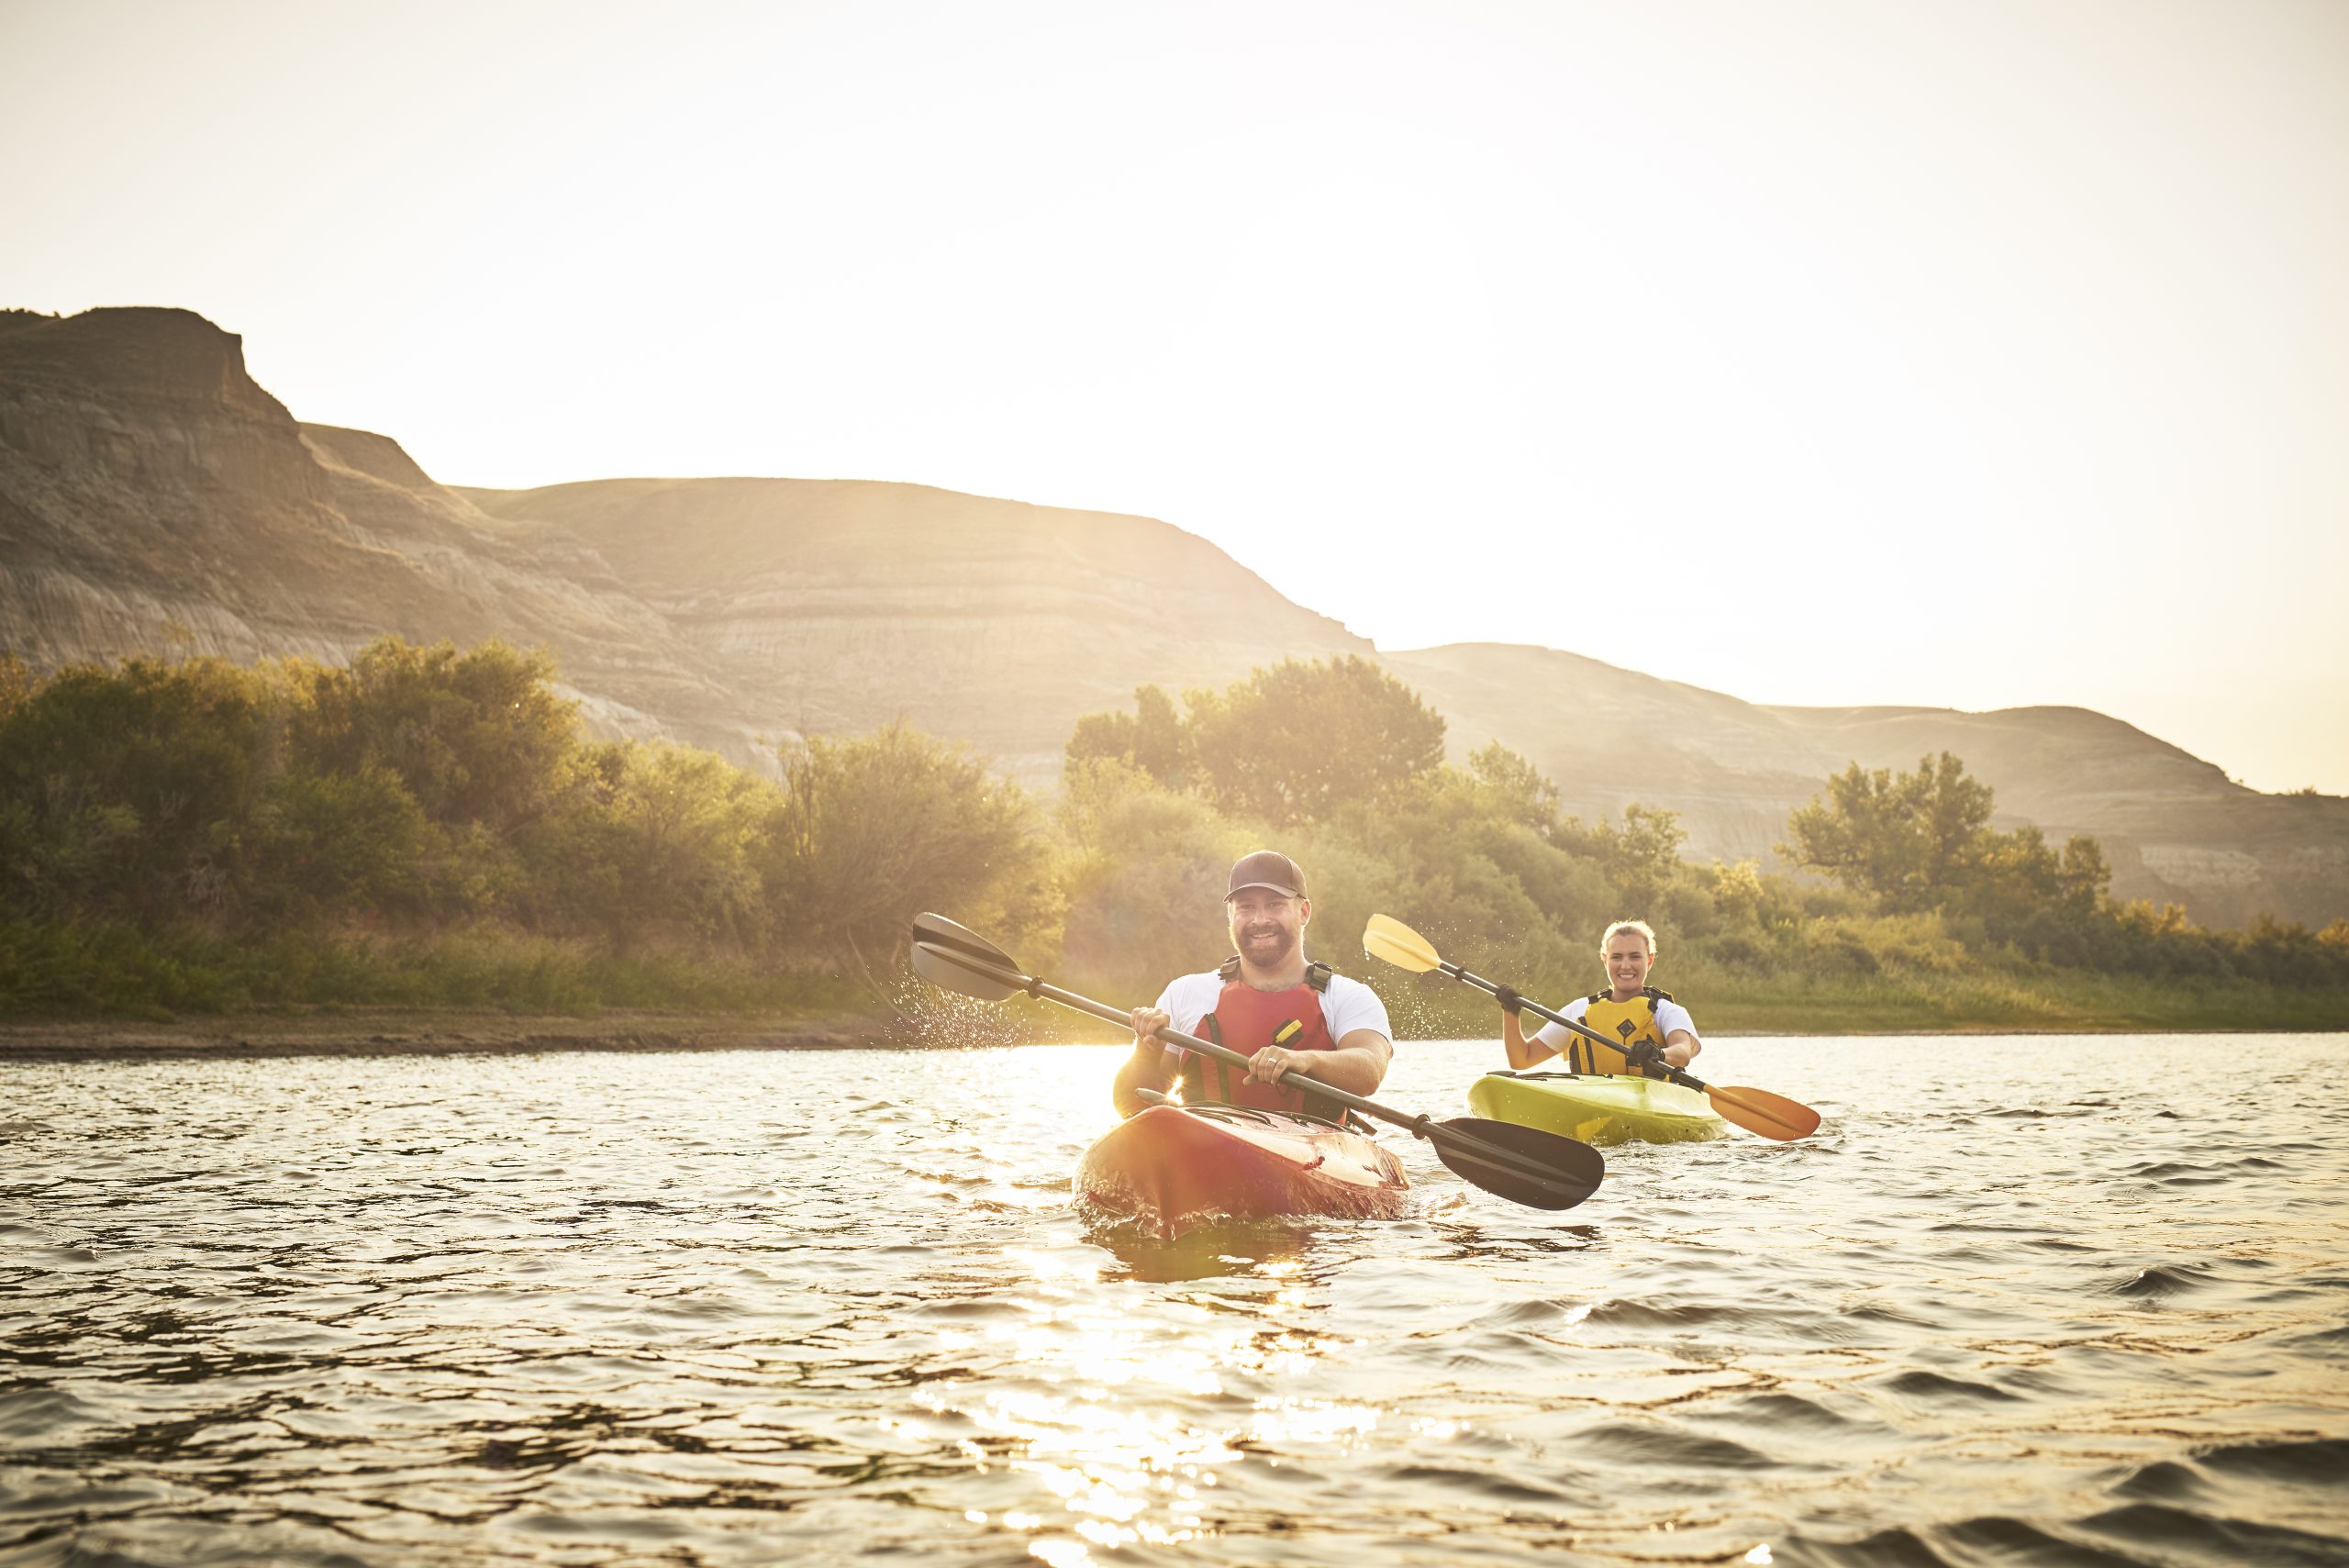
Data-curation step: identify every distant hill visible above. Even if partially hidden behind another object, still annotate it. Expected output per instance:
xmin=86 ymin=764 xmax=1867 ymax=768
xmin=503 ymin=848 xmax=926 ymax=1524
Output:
xmin=1764 ymin=704 xmax=2349 ymax=929
xmin=4 ymin=306 xmax=2343 ymax=928
xmin=454 ymin=476 xmax=1370 ymax=781
xmin=0 ymin=306 xmax=751 ymax=751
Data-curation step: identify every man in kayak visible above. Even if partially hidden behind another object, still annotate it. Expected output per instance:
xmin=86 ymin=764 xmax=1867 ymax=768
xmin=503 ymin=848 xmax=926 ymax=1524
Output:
xmin=1498 ymin=918 xmax=1702 ymax=1075
xmin=1114 ymin=851 xmax=1395 ymax=1120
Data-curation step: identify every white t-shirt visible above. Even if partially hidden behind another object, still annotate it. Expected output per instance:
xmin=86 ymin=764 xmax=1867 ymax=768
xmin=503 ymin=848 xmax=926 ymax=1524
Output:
xmin=1152 ymin=969 xmax=1392 ymax=1062
xmin=1531 ymin=995 xmax=1698 ymax=1060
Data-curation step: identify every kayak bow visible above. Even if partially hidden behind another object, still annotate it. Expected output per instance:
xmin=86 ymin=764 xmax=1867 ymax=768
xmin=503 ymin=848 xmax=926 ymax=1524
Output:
xmin=1074 ymin=1104 xmax=1408 ymax=1237
xmin=1467 ymin=1071 xmax=1728 ymax=1147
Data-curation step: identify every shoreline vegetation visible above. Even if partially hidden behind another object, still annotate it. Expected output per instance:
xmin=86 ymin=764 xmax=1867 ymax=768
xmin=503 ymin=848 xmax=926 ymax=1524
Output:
xmin=4 ymin=639 xmax=2344 ymax=1054
xmin=0 ymin=1009 xmax=867 ymax=1064
xmin=9 ymin=979 xmax=2345 ymax=1065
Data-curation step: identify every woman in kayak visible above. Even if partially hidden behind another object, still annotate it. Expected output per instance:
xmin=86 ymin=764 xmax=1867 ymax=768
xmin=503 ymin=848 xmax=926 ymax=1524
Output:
xmin=1497 ymin=918 xmax=1702 ymax=1075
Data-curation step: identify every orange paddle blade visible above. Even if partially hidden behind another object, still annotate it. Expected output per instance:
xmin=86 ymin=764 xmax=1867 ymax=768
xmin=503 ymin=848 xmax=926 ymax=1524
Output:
xmin=1704 ymin=1084 xmax=1820 ymax=1141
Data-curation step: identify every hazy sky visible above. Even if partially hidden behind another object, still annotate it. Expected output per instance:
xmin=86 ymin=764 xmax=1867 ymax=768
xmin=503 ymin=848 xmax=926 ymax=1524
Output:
xmin=6 ymin=0 xmax=2345 ymax=793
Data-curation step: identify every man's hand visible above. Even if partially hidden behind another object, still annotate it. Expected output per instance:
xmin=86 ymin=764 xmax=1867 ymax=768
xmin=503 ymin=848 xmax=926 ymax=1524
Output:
xmin=1493 ymin=984 xmax=1521 ymax=1016
xmin=1114 ymin=1007 xmax=1176 ymax=1119
xmin=1624 ymin=1040 xmax=1666 ymax=1077
xmin=1246 ymin=1046 xmax=1305 ymax=1085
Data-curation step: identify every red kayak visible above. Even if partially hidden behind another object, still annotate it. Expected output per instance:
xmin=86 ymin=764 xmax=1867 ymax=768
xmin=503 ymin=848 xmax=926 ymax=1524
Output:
xmin=1074 ymin=1104 xmax=1409 ymax=1237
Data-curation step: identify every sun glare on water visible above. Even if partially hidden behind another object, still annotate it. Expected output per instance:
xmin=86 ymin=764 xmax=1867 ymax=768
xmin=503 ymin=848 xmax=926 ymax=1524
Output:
xmin=909 ymin=1274 xmax=1382 ymax=1561
xmin=888 ymin=1046 xmax=1408 ymax=1562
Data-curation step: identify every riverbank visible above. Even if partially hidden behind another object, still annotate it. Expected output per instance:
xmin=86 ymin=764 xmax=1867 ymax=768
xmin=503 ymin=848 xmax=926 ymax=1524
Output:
xmin=0 ymin=1008 xmax=890 ymax=1063
xmin=6 ymin=990 xmax=2345 ymax=1062
xmin=8 ymin=914 xmax=2344 ymax=1056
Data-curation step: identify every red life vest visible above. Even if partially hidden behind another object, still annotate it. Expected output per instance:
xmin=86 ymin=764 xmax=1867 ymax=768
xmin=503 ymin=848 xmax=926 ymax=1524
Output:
xmin=1182 ymin=959 xmax=1345 ymax=1121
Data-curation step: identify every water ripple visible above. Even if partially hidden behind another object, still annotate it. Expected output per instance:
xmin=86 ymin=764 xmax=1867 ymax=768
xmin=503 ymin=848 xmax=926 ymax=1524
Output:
xmin=2 ymin=1033 xmax=2345 ymax=1565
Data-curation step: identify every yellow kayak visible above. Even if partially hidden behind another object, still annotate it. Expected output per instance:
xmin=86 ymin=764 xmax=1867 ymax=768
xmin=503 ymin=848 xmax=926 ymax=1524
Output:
xmin=1467 ymin=1071 xmax=1727 ymax=1147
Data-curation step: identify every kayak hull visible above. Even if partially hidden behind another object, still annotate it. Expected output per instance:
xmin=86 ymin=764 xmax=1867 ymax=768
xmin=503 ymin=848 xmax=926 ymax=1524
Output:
xmin=1467 ymin=1072 xmax=1727 ymax=1147
xmin=1074 ymin=1105 xmax=1409 ymax=1237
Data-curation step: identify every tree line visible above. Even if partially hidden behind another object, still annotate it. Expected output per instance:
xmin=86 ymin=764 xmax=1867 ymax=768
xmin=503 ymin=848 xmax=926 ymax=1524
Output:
xmin=1061 ymin=656 xmax=2349 ymax=998
xmin=1 ymin=640 xmax=2342 ymax=1018
xmin=0 ymin=641 xmax=1047 ymax=1010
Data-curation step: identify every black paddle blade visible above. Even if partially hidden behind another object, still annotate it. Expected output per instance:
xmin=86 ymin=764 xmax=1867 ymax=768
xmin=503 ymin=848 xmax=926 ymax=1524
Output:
xmin=1431 ymin=1117 xmax=1605 ymax=1210
xmin=911 ymin=940 xmax=1020 ymax=1001
xmin=911 ymin=912 xmax=1019 ymax=967
xmin=909 ymin=913 xmax=1026 ymax=1002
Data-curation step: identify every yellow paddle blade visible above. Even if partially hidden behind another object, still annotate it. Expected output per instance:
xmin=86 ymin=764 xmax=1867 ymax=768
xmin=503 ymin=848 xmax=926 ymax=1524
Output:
xmin=1363 ymin=913 xmax=1444 ymax=973
xmin=1705 ymin=1084 xmax=1821 ymax=1141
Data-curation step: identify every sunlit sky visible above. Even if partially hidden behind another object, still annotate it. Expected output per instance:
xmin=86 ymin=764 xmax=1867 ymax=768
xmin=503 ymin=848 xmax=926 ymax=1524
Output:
xmin=6 ymin=0 xmax=2345 ymax=793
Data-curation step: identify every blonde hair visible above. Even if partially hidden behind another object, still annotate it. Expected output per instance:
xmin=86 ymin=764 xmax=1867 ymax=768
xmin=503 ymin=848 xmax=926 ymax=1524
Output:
xmin=1599 ymin=918 xmax=1658 ymax=956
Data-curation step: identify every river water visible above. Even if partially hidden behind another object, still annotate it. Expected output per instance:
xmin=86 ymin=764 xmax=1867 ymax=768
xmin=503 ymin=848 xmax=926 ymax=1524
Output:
xmin=3 ymin=1031 xmax=2344 ymax=1567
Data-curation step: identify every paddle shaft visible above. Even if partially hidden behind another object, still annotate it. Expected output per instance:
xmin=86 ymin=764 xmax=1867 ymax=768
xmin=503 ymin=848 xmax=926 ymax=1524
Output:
xmin=918 ymin=942 xmax=1572 ymax=1184
xmin=1432 ymin=959 xmax=1725 ymax=1095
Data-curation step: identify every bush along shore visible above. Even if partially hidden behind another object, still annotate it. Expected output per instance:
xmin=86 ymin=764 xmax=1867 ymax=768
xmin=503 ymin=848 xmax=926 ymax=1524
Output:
xmin=2 ymin=640 xmax=2343 ymax=1040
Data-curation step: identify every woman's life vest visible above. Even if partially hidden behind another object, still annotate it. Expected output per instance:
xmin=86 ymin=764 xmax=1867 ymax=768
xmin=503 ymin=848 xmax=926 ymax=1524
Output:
xmin=1568 ymin=987 xmax=1675 ymax=1075
xmin=1181 ymin=957 xmax=1347 ymax=1122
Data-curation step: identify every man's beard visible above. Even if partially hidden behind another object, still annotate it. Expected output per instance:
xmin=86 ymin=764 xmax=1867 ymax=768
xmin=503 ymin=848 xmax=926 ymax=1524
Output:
xmin=1239 ymin=923 xmax=1297 ymax=966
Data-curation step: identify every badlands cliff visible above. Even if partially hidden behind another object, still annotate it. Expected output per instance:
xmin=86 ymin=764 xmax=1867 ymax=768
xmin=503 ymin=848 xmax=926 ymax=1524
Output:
xmin=3 ymin=306 xmax=2342 ymax=928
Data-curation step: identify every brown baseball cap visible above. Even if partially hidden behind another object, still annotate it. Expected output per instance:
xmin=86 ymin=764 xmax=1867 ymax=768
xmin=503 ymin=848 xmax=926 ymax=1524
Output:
xmin=1226 ymin=850 xmax=1306 ymax=899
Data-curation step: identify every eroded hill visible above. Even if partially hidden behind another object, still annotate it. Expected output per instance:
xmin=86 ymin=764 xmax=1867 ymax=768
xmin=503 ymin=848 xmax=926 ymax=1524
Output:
xmin=4 ymin=306 xmax=2341 ymax=927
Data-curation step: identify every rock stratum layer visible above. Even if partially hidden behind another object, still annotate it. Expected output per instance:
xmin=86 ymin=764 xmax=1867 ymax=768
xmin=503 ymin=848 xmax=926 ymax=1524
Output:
xmin=4 ymin=306 xmax=2342 ymax=928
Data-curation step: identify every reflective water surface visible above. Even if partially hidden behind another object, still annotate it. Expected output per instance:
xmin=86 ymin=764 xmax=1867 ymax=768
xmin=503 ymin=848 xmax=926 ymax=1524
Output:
xmin=4 ymin=1033 xmax=2345 ymax=1566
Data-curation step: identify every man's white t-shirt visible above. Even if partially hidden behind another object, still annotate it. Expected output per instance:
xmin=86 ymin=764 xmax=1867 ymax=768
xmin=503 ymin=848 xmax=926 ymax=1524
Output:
xmin=1531 ymin=995 xmax=1698 ymax=1059
xmin=1152 ymin=969 xmax=1392 ymax=1062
